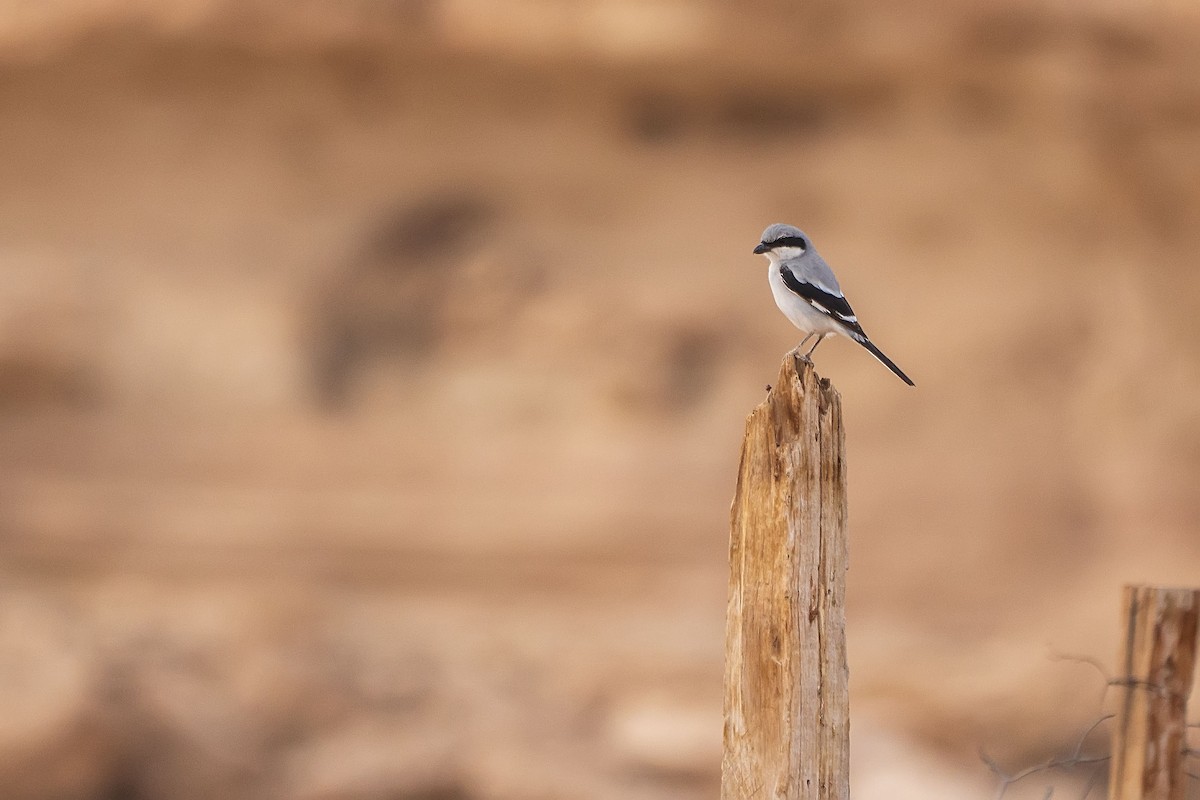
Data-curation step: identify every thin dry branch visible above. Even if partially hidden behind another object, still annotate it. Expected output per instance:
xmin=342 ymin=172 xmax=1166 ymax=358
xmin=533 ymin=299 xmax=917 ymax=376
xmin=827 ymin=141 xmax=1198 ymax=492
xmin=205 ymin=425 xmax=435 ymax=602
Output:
xmin=982 ymin=714 xmax=1114 ymax=800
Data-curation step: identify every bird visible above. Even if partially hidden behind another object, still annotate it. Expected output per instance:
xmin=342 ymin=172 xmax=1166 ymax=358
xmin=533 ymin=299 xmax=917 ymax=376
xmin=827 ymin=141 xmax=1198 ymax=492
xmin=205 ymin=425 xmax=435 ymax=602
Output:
xmin=754 ymin=223 xmax=914 ymax=386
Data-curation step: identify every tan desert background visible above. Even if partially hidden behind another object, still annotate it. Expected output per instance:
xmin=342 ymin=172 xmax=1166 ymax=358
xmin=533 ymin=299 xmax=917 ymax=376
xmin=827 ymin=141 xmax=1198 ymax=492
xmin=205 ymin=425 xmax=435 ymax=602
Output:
xmin=1 ymin=1 xmax=1199 ymax=798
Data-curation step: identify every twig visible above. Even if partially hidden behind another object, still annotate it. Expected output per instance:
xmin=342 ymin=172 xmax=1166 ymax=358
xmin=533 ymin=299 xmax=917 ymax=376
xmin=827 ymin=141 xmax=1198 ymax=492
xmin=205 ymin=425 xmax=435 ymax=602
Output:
xmin=1072 ymin=714 xmax=1114 ymax=756
xmin=983 ymin=715 xmax=1113 ymax=800
xmin=1048 ymin=651 xmax=1113 ymax=706
xmin=1080 ymin=765 xmax=1105 ymax=799
xmin=1048 ymin=651 xmax=1112 ymax=683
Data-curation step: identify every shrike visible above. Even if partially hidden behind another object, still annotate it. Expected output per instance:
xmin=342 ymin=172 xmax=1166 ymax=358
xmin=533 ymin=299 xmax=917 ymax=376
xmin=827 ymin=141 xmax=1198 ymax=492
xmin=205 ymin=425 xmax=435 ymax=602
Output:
xmin=754 ymin=223 xmax=914 ymax=386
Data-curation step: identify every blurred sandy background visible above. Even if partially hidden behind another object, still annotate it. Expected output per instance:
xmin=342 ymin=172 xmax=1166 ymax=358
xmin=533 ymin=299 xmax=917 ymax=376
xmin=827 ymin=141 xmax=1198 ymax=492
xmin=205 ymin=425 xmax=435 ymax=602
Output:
xmin=1 ymin=1 xmax=1199 ymax=798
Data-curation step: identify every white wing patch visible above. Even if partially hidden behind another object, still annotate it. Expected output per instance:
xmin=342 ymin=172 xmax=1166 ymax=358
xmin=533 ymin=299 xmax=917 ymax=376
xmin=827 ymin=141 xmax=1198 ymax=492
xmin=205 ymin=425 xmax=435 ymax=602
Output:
xmin=804 ymin=296 xmax=857 ymax=324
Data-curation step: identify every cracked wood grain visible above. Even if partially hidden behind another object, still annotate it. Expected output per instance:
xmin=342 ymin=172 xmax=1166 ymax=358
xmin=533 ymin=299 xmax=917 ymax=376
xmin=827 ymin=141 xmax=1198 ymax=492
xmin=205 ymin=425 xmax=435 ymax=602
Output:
xmin=722 ymin=352 xmax=849 ymax=800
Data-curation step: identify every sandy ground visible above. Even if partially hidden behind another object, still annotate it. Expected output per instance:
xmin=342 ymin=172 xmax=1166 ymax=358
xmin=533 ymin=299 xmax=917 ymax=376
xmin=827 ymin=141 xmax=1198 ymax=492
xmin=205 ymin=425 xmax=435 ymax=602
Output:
xmin=1 ymin=2 xmax=1200 ymax=798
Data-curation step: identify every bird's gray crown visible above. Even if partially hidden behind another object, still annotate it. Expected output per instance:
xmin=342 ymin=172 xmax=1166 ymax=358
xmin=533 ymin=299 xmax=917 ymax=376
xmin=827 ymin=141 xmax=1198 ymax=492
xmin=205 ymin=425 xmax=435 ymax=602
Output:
xmin=755 ymin=223 xmax=810 ymax=254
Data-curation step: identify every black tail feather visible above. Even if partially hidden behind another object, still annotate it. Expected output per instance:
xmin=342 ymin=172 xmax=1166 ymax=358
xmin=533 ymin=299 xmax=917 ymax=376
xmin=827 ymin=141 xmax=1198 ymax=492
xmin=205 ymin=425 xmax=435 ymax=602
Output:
xmin=856 ymin=337 xmax=915 ymax=386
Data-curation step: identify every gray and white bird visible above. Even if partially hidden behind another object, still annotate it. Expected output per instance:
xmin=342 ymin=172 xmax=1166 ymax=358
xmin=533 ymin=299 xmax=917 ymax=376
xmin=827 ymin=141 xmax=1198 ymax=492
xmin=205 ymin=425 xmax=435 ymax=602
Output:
xmin=754 ymin=223 xmax=914 ymax=386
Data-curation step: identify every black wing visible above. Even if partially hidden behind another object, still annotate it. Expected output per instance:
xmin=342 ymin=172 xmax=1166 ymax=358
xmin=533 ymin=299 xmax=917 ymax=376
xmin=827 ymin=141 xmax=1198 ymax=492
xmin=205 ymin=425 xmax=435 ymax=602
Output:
xmin=779 ymin=264 xmax=915 ymax=385
xmin=778 ymin=264 xmax=867 ymax=338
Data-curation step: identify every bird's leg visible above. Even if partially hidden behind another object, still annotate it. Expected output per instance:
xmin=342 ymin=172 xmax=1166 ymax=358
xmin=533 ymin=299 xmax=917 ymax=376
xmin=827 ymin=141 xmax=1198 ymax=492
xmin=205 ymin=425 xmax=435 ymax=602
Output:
xmin=795 ymin=332 xmax=815 ymax=355
xmin=804 ymin=334 xmax=825 ymax=359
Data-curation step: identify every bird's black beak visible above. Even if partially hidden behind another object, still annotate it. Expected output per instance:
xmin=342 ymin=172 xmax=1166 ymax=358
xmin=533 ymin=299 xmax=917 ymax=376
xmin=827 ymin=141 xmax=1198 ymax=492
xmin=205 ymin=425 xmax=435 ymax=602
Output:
xmin=753 ymin=242 xmax=769 ymax=254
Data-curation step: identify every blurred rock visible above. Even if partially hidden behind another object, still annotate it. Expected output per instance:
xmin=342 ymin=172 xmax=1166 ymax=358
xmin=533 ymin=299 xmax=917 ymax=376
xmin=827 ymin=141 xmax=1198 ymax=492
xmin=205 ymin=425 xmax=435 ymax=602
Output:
xmin=605 ymin=688 xmax=720 ymax=782
xmin=851 ymin=721 xmax=991 ymax=800
xmin=0 ymin=252 xmax=101 ymax=410
xmin=276 ymin=718 xmax=466 ymax=800
xmin=606 ymin=322 xmax=726 ymax=416
xmin=305 ymin=192 xmax=499 ymax=411
xmin=0 ymin=591 xmax=110 ymax=800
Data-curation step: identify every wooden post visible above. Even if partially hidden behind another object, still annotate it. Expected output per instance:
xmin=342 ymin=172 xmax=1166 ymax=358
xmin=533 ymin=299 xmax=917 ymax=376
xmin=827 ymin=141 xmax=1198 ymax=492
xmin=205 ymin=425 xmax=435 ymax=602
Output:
xmin=1108 ymin=585 xmax=1200 ymax=800
xmin=722 ymin=352 xmax=849 ymax=800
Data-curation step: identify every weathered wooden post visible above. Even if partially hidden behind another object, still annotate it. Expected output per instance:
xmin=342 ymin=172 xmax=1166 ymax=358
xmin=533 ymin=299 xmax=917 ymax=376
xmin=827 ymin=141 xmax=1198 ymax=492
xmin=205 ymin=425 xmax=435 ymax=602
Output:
xmin=1108 ymin=585 xmax=1199 ymax=800
xmin=722 ymin=352 xmax=849 ymax=800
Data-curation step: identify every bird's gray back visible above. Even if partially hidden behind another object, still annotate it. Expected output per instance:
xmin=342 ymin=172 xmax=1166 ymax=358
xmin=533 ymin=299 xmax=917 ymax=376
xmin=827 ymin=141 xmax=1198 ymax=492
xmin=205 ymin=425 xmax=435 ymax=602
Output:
xmin=781 ymin=249 xmax=843 ymax=297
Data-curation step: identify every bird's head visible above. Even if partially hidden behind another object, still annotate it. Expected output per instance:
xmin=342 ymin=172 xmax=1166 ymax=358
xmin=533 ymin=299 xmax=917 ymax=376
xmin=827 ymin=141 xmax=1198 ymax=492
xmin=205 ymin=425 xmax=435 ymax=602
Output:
xmin=753 ymin=223 xmax=810 ymax=262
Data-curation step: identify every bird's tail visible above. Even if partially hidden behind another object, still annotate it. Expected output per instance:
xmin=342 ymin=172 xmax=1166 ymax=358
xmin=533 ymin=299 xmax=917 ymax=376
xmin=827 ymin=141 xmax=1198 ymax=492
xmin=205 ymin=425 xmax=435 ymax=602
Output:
xmin=855 ymin=336 xmax=915 ymax=386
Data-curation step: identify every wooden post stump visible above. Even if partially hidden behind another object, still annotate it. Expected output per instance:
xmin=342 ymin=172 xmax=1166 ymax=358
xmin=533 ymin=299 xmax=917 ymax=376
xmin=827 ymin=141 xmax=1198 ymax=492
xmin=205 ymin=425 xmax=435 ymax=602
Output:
xmin=722 ymin=352 xmax=849 ymax=800
xmin=1109 ymin=584 xmax=1200 ymax=800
